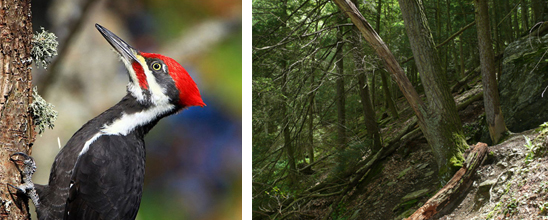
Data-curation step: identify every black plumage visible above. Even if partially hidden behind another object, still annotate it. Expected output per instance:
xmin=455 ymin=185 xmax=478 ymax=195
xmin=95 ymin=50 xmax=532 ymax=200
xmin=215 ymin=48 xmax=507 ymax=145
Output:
xmin=10 ymin=24 xmax=204 ymax=220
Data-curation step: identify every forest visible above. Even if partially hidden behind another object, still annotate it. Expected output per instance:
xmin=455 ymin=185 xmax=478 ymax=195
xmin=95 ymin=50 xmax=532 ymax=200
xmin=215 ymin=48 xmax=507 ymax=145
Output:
xmin=252 ymin=0 xmax=548 ymax=219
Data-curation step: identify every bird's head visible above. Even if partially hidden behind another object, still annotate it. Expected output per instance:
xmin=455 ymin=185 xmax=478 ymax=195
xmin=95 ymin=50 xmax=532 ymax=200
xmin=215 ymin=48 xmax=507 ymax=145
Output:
xmin=95 ymin=23 xmax=205 ymax=109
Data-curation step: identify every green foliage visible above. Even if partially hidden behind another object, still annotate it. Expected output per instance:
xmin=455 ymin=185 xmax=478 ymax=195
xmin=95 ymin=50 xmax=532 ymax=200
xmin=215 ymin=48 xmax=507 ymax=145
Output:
xmin=31 ymin=27 xmax=58 ymax=69
xmin=29 ymin=87 xmax=57 ymax=135
xmin=523 ymin=123 xmax=548 ymax=164
xmin=539 ymin=202 xmax=548 ymax=215
xmin=502 ymin=198 xmax=519 ymax=216
xmin=252 ymin=0 xmax=527 ymax=217
xmin=265 ymin=186 xmax=290 ymax=200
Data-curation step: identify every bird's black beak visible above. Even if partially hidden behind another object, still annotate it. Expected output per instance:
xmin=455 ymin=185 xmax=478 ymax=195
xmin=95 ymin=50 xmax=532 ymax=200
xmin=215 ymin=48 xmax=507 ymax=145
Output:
xmin=95 ymin=23 xmax=139 ymax=64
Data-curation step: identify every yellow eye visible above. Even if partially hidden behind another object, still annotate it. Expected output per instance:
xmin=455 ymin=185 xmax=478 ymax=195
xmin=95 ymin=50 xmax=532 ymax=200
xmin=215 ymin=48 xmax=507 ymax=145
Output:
xmin=152 ymin=62 xmax=162 ymax=71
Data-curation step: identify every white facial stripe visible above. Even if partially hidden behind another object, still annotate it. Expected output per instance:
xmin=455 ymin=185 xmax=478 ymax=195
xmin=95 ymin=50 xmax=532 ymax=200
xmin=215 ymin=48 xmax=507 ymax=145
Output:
xmin=135 ymin=55 xmax=171 ymax=105
xmin=101 ymin=103 xmax=176 ymax=136
xmin=122 ymin=57 xmax=145 ymax=102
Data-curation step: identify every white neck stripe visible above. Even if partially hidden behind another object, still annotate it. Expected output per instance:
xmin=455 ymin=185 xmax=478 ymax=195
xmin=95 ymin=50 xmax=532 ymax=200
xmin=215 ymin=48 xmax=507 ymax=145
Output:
xmin=77 ymin=103 xmax=175 ymax=158
xmin=78 ymin=133 xmax=102 ymax=156
xmin=101 ymin=103 xmax=175 ymax=136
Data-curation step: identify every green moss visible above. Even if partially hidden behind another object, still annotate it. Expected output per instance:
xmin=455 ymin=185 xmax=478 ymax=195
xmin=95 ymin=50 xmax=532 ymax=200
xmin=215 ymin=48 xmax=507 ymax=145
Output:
xmin=31 ymin=27 xmax=58 ymax=69
xmin=449 ymin=155 xmax=463 ymax=168
xmin=29 ymin=87 xmax=58 ymax=135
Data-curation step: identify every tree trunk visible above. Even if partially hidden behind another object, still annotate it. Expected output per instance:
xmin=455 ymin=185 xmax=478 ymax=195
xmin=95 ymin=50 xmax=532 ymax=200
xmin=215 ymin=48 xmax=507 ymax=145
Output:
xmin=521 ymin=0 xmax=529 ymax=31
xmin=0 ymin=0 xmax=34 ymax=219
xmin=357 ymin=73 xmax=382 ymax=152
xmin=307 ymin=74 xmax=315 ymax=163
xmin=512 ymin=1 xmax=520 ymax=36
xmin=282 ymin=72 xmax=297 ymax=177
xmin=531 ymin=0 xmax=544 ymax=24
xmin=278 ymin=0 xmax=296 ymax=179
xmin=398 ymin=0 xmax=468 ymax=181
xmin=474 ymin=0 xmax=508 ymax=144
xmin=331 ymin=0 xmax=468 ymax=183
xmin=503 ymin=0 xmax=514 ymax=42
xmin=335 ymin=23 xmax=346 ymax=149
xmin=348 ymin=1 xmax=383 ymax=151
xmin=380 ymin=69 xmax=398 ymax=118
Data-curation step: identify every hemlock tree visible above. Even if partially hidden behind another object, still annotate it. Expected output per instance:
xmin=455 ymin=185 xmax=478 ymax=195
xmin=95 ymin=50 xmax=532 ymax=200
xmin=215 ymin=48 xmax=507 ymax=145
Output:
xmin=474 ymin=0 xmax=508 ymax=144
xmin=398 ymin=0 xmax=468 ymax=181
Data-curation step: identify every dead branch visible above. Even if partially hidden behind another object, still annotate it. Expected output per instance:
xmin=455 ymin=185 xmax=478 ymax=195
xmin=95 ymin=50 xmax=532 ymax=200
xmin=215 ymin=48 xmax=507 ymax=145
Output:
xmin=406 ymin=142 xmax=489 ymax=220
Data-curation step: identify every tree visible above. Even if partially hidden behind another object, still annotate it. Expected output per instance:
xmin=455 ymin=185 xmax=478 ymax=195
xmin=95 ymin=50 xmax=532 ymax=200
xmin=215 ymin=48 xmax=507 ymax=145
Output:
xmin=335 ymin=20 xmax=347 ymax=149
xmin=350 ymin=0 xmax=382 ymax=151
xmin=474 ymin=0 xmax=508 ymax=144
xmin=398 ymin=0 xmax=468 ymax=181
xmin=332 ymin=0 xmax=468 ymax=181
xmin=0 ymin=0 xmax=34 ymax=218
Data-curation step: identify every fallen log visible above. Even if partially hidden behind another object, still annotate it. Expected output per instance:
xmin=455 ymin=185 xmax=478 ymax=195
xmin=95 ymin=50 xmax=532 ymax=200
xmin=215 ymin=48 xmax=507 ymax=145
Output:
xmin=405 ymin=142 xmax=489 ymax=220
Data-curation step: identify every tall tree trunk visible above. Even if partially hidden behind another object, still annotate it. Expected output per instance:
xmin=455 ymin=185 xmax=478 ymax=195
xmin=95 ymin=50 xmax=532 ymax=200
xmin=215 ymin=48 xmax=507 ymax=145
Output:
xmin=307 ymin=74 xmax=315 ymax=163
xmin=332 ymin=0 xmax=468 ymax=183
xmin=371 ymin=71 xmax=376 ymax=107
xmin=531 ymin=0 xmax=545 ymax=24
xmin=503 ymin=0 xmax=514 ymax=42
xmin=376 ymin=0 xmax=382 ymax=33
xmin=380 ymin=69 xmax=398 ymax=118
xmin=521 ymin=0 xmax=529 ymax=31
xmin=491 ymin=0 xmax=501 ymax=54
xmin=0 ymin=0 xmax=34 ymax=218
xmin=282 ymin=72 xmax=297 ymax=177
xmin=459 ymin=39 xmax=465 ymax=78
xmin=280 ymin=0 xmax=296 ymax=180
xmin=351 ymin=0 xmax=383 ymax=151
xmin=372 ymin=0 xmax=381 ymax=108
xmin=335 ymin=23 xmax=346 ymax=149
xmin=357 ymin=73 xmax=382 ymax=152
xmin=474 ymin=0 xmax=508 ymax=144
xmin=397 ymin=0 xmax=468 ymax=181
xmin=512 ymin=1 xmax=520 ymax=36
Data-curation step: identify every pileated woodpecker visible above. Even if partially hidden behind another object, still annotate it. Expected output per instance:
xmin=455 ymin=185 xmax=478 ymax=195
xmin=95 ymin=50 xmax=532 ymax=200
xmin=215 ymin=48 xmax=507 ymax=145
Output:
xmin=11 ymin=24 xmax=205 ymax=220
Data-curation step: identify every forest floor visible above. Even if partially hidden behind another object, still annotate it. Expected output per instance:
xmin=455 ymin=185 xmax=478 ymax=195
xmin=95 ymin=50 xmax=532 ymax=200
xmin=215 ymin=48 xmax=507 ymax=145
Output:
xmin=309 ymin=81 xmax=548 ymax=219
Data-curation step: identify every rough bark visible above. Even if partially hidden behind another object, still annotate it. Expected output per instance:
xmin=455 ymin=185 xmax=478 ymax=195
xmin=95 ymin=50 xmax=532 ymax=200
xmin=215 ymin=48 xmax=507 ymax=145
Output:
xmin=474 ymin=0 xmax=508 ymax=144
xmin=398 ymin=0 xmax=468 ymax=181
xmin=0 ymin=0 xmax=34 ymax=219
xmin=406 ymin=143 xmax=489 ymax=220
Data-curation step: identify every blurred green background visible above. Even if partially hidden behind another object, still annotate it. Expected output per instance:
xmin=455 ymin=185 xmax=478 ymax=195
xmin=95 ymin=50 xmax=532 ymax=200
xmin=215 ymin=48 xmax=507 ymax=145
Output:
xmin=31 ymin=0 xmax=241 ymax=219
